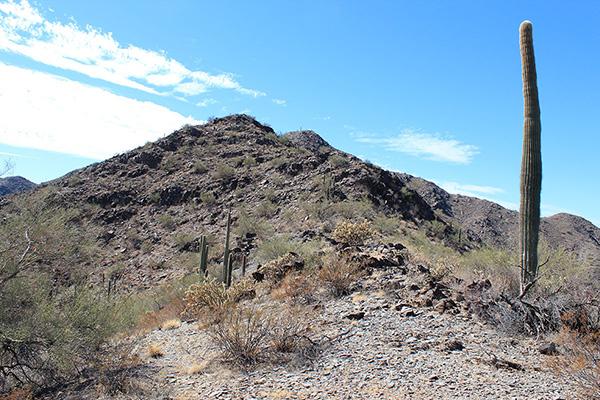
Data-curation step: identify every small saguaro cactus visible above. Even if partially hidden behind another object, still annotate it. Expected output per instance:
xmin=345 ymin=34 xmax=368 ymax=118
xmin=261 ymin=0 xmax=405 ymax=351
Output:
xmin=518 ymin=20 xmax=542 ymax=294
xmin=222 ymin=209 xmax=233 ymax=287
xmin=198 ymin=235 xmax=209 ymax=279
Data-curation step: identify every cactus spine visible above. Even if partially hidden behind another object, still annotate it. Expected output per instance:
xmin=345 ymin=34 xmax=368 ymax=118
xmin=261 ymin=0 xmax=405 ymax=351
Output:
xmin=519 ymin=20 xmax=542 ymax=293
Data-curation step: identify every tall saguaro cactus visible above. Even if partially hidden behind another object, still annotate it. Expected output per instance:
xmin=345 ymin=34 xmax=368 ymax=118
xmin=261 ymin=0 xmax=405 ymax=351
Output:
xmin=519 ymin=20 xmax=542 ymax=293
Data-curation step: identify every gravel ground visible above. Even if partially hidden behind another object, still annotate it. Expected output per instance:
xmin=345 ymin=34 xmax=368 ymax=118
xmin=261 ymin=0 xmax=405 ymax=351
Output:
xmin=117 ymin=267 xmax=580 ymax=400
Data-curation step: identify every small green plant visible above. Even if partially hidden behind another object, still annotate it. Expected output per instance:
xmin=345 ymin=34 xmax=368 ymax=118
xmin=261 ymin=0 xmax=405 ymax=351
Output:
xmin=161 ymin=155 xmax=177 ymax=172
xmin=234 ymin=213 xmax=270 ymax=238
xmin=192 ymin=161 xmax=208 ymax=174
xmin=199 ymin=192 xmax=216 ymax=204
xmin=172 ymin=232 xmax=195 ymax=250
xmin=270 ymin=157 xmax=286 ymax=168
xmin=257 ymin=235 xmax=301 ymax=263
xmin=255 ymin=200 xmax=278 ymax=218
xmin=158 ymin=214 xmax=176 ymax=231
xmin=242 ymin=157 xmax=258 ymax=167
xmin=328 ymin=153 xmax=348 ymax=167
xmin=214 ymin=164 xmax=235 ymax=180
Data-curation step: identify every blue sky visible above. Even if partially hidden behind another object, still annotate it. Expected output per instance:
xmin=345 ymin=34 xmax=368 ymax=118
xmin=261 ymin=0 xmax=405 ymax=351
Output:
xmin=0 ymin=0 xmax=598 ymax=226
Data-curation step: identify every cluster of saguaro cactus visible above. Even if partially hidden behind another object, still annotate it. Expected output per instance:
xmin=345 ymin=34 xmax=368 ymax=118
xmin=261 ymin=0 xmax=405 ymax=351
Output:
xmin=519 ymin=20 xmax=542 ymax=293
xmin=197 ymin=209 xmax=237 ymax=287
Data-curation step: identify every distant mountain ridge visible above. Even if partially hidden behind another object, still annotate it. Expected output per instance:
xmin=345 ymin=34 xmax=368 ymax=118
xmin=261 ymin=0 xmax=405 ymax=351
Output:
xmin=0 ymin=176 xmax=37 ymax=196
xmin=397 ymin=174 xmax=600 ymax=266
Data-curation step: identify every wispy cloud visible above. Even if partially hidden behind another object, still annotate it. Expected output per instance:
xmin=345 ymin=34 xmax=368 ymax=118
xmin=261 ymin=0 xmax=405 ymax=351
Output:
xmin=272 ymin=99 xmax=286 ymax=106
xmin=0 ymin=63 xmax=200 ymax=159
xmin=435 ymin=180 xmax=504 ymax=197
xmin=0 ymin=0 xmax=265 ymax=98
xmin=196 ymin=98 xmax=218 ymax=107
xmin=357 ymin=129 xmax=478 ymax=164
xmin=0 ymin=151 xmax=38 ymax=159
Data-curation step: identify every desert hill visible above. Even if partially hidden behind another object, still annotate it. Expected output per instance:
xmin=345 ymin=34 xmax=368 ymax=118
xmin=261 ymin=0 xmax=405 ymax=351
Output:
xmin=0 ymin=175 xmax=37 ymax=196
xmin=1 ymin=114 xmax=597 ymax=292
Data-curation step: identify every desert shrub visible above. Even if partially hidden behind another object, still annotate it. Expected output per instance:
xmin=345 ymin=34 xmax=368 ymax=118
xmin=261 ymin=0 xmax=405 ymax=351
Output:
xmin=172 ymin=232 xmax=195 ymax=251
xmin=313 ymin=173 xmax=336 ymax=201
xmin=234 ymin=213 xmax=271 ymax=238
xmin=206 ymin=304 xmax=317 ymax=366
xmin=256 ymin=235 xmax=302 ymax=263
xmin=372 ymin=216 xmax=400 ymax=237
xmin=185 ymin=279 xmax=255 ymax=316
xmin=332 ymin=198 xmax=374 ymax=221
xmin=0 ymin=216 xmax=140 ymax=395
xmin=317 ymin=254 xmax=363 ymax=297
xmin=255 ymin=200 xmax=278 ymax=218
xmin=214 ymin=164 xmax=235 ymax=180
xmin=318 ymin=145 xmax=331 ymax=154
xmin=271 ymin=272 xmax=316 ymax=305
xmin=277 ymin=135 xmax=290 ymax=146
xmin=552 ymin=329 xmax=600 ymax=399
xmin=333 ymin=220 xmax=375 ymax=246
xmin=242 ymin=157 xmax=258 ymax=167
xmin=327 ymin=153 xmax=348 ymax=167
xmin=199 ymin=191 xmax=216 ymax=204
xmin=160 ymin=155 xmax=177 ymax=172
xmin=259 ymin=253 xmax=305 ymax=282
xmin=207 ymin=307 xmax=273 ymax=365
xmin=192 ymin=160 xmax=208 ymax=174
xmin=302 ymin=200 xmax=335 ymax=221
xmin=270 ymin=157 xmax=285 ymax=168
xmin=158 ymin=214 xmax=176 ymax=231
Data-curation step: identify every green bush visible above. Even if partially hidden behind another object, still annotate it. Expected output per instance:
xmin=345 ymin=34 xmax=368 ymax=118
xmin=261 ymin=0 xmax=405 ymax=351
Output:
xmin=256 ymin=235 xmax=302 ymax=263
xmin=0 ymin=198 xmax=139 ymax=394
xmin=214 ymin=164 xmax=235 ymax=180
xmin=158 ymin=214 xmax=176 ymax=230
xmin=242 ymin=157 xmax=258 ymax=167
xmin=192 ymin=160 xmax=208 ymax=174
xmin=328 ymin=153 xmax=348 ymax=167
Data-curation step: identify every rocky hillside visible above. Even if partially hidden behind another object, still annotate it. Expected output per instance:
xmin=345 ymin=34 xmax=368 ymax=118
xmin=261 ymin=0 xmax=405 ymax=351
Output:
xmin=1 ymin=114 xmax=598 ymax=293
xmin=0 ymin=115 xmax=438 ymax=292
xmin=397 ymin=174 xmax=600 ymax=267
xmin=0 ymin=175 xmax=37 ymax=196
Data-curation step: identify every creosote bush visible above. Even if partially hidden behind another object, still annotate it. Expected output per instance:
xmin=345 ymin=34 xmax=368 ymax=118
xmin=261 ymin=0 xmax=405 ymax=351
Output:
xmin=0 ymin=198 xmax=141 ymax=395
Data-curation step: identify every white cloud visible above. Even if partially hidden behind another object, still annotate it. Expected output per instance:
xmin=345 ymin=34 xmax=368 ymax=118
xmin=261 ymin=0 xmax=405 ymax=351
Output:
xmin=196 ymin=98 xmax=218 ymax=107
xmin=435 ymin=180 xmax=504 ymax=197
xmin=0 ymin=0 xmax=264 ymax=97
xmin=0 ymin=63 xmax=201 ymax=159
xmin=273 ymin=99 xmax=286 ymax=106
xmin=357 ymin=129 xmax=478 ymax=164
